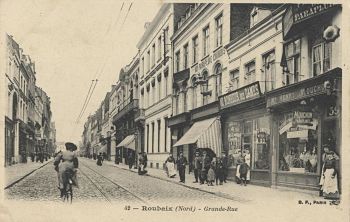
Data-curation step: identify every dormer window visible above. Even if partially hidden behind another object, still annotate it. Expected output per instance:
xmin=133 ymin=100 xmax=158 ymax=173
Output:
xmin=251 ymin=8 xmax=258 ymax=28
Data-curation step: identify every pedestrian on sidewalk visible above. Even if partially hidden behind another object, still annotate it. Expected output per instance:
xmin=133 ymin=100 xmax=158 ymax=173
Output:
xmin=193 ymin=151 xmax=201 ymax=183
xmin=243 ymin=149 xmax=251 ymax=183
xmin=143 ymin=152 xmax=148 ymax=169
xmin=235 ymin=151 xmax=244 ymax=184
xmin=221 ymin=153 xmax=228 ymax=183
xmin=165 ymin=153 xmax=176 ymax=178
xmin=177 ymin=152 xmax=187 ymax=183
xmin=215 ymin=157 xmax=224 ymax=185
xmin=200 ymin=151 xmax=211 ymax=185
xmin=320 ymin=150 xmax=339 ymax=200
xmin=207 ymin=158 xmax=216 ymax=186
xmin=138 ymin=152 xmax=147 ymax=175
xmin=96 ymin=153 xmax=103 ymax=166
xmin=127 ymin=152 xmax=134 ymax=169
xmin=239 ymin=158 xmax=250 ymax=186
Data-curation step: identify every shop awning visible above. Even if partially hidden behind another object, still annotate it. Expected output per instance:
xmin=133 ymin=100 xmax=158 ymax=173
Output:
xmin=173 ymin=117 xmax=222 ymax=155
xmin=116 ymin=135 xmax=135 ymax=150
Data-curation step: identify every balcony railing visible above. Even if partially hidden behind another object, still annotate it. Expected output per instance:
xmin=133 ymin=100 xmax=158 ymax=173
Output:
xmin=113 ymin=99 xmax=139 ymax=123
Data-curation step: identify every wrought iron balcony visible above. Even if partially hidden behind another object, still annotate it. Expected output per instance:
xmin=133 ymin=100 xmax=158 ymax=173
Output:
xmin=113 ymin=99 xmax=139 ymax=123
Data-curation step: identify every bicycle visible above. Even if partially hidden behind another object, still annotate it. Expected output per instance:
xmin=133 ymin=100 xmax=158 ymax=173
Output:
xmin=61 ymin=171 xmax=74 ymax=203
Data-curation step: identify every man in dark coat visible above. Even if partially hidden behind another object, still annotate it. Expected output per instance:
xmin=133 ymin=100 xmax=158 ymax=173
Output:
xmin=200 ymin=151 xmax=211 ymax=184
xmin=177 ymin=152 xmax=187 ymax=183
xmin=127 ymin=152 xmax=134 ymax=169
xmin=193 ymin=151 xmax=201 ymax=183
xmin=221 ymin=152 xmax=228 ymax=183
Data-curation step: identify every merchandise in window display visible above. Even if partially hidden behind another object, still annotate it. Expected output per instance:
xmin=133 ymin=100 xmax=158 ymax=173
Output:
xmin=278 ymin=111 xmax=318 ymax=173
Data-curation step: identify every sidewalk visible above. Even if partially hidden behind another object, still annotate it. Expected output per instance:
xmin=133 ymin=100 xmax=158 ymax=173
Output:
xmin=5 ymin=160 xmax=52 ymax=189
xmin=92 ymin=159 xmax=324 ymax=204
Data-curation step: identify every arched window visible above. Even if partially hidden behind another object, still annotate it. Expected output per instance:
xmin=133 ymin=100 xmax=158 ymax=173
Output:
xmin=214 ymin=63 xmax=222 ymax=99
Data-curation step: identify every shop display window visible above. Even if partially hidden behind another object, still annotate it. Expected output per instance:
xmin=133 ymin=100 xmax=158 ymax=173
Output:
xmin=278 ymin=111 xmax=318 ymax=174
xmin=226 ymin=115 xmax=270 ymax=170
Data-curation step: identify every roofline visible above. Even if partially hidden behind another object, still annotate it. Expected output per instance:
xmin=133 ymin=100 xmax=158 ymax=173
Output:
xmin=136 ymin=3 xmax=172 ymax=49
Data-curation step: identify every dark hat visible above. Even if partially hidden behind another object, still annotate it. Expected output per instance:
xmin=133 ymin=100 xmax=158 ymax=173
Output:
xmin=65 ymin=142 xmax=77 ymax=151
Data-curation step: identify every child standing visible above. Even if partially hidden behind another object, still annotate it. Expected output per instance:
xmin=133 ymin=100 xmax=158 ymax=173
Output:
xmin=239 ymin=159 xmax=250 ymax=186
xmin=207 ymin=158 xmax=216 ymax=186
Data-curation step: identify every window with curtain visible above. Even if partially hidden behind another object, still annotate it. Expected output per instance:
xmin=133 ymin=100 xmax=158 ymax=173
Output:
xmin=312 ymin=42 xmax=331 ymax=76
xmin=215 ymin=14 xmax=223 ymax=47
xmin=229 ymin=69 xmax=239 ymax=91
xmin=183 ymin=44 xmax=189 ymax=69
xmin=192 ymin=35 xmax=198 ymax=64
xmin=175 ymin=51 xmax=180 ymax=72
xmin=263 ymin=50 xmax=276 ymax=92
xmin=214 ymin=63 xmax=222 ymax=98
xmin=203 ymin=26 xmax=210 ymax=57
xmin=285 ymin=39 xmax=301 ymax=85
xmin=244 ymin=60 xmax=256 ymax=85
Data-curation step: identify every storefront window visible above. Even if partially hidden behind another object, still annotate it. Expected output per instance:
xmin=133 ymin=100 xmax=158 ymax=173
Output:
xmin=278 ymin=111 xmax=318 ymax=174
xmin=226 ymin=116 xmax=270 ymax=170
xmin=227 ymin=121 xmax=241 ymax=167
xmin=252 ymin=116 xmax=270 ymax=170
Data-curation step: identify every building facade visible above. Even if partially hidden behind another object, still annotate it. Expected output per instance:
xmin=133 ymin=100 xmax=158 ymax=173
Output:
xmin=113 ymin=55 xmax=139 ymax=165
xmin=220 ymin=4 xmax=342 ymax=190
xmin=136 ymin=4 xmax=191 ymax=169
xmin=170 ymin=3 xmax=263 ymax=170
xmin=5 ymin=34 xmax=54 ymax=166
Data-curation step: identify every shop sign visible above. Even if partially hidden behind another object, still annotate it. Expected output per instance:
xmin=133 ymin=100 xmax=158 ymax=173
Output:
xmin=192 ymin=47 xmax=225 ymax=73
xmin=293 ymin=4 xmax=337 ymax=23
xmin=287 ymin=129 xmax=308 ymax=139
xmin=279 ymin=111 xmax=317 ymax=135
xmin=220 ymin=82 xmax=261 ymax=109
xmin=283 ymin=4 xmax=338 ymax=39
xmin=267 ymin=83 xmax=326 ymax=107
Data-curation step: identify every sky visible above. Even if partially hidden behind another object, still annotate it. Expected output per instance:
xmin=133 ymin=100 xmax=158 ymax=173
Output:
xmin=1 ymin=0 xmax=162 ymax=144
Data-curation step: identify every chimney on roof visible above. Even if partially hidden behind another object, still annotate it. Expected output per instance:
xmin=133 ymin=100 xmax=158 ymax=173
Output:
xmin=144 ymin=22 xmax=151 ymax=30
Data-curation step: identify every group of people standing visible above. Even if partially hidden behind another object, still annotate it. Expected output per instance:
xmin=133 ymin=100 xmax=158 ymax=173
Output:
xmin=164 ymin=150 xmax=229 ymax=186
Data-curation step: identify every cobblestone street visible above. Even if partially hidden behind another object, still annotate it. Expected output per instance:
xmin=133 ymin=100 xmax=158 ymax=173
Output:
xmin=5 ymin=158 xmax=236 ymax=205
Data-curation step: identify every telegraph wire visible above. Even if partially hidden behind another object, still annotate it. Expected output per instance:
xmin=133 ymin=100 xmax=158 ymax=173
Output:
xmin=75 ymin=79 xmax=95 ymax=123
xmin=71 ymin=2 xmax=133 ymax=141
xmin=118 ymin=2 xmax=133 ymax=32
xmin=105 ymin=2 xmax=125 ymax=35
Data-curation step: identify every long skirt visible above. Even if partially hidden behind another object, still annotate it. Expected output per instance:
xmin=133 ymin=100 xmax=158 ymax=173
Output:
xmin=321 ymin=169 xmax=339 ymax=198
xmin=58 ymin=162 xmax=78 ymax=189
xmin=236 ymin=165 xmax=250 ymax=182
xmin=166 ymin=162 xmax=176 ymax=177
xmin=207 ymin=168 xmax=215 ymax=182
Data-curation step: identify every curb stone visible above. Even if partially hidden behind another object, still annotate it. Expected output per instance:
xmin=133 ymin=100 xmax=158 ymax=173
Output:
xmin=107 ymin=162 xmax=250 ymax=203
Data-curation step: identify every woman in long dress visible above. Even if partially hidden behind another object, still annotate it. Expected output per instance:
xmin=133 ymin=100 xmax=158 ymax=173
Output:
xmin=165 ymin=153 xmax=176 ymax=178
xmin=320 ymin=151 xmax=339 ymax=199
xmin=54 ymin=142 xmax=79 ymax=197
